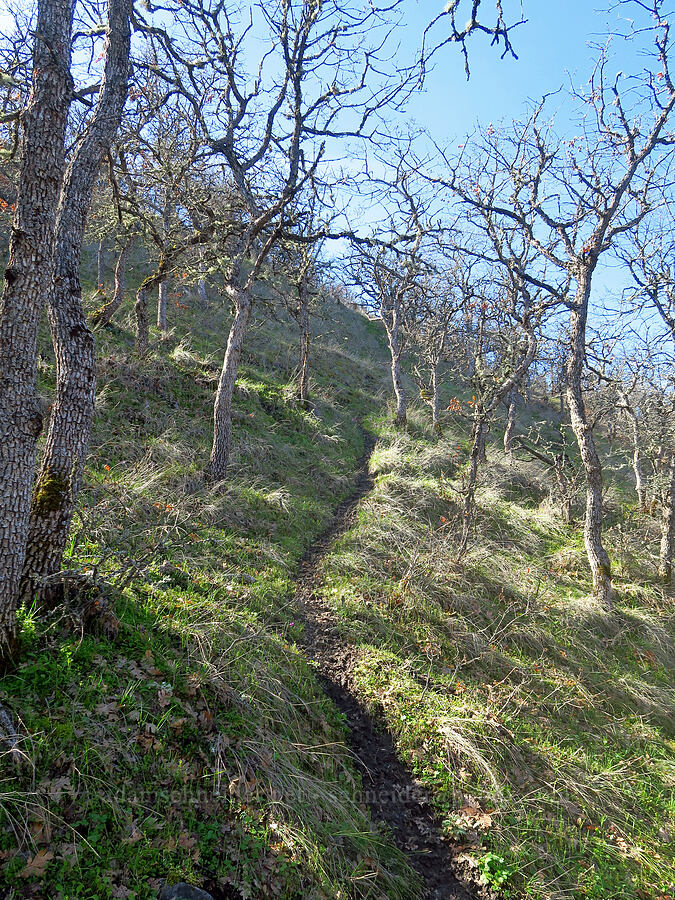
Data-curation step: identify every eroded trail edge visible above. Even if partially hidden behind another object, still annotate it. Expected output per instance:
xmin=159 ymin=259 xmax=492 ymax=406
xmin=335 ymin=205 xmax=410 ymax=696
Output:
xmin=295 ymin=430 xmax=475 ymax=900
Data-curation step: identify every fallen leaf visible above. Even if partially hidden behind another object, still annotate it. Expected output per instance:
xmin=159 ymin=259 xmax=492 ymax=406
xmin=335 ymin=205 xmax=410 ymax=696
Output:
xmin=21 ymin=849 xmax=54 ymax=878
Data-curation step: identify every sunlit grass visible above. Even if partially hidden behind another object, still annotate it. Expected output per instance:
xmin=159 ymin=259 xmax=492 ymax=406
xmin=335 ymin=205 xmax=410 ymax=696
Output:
xmin=0 ymin=273 xmax=416 ymax=899
xmin=317 ymin=405 xmax=675 ymax=900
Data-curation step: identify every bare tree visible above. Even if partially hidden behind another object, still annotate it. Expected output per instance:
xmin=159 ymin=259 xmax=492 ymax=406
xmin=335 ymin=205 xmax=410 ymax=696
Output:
xmin=451 ymin=270 xmax=540 ymax=559
xmin=503 ymin=389 xmax=518 ymax=457
xmin=408 ymin=259 xmax=468 ymax=433
xmin=347 ymin=164 xmax=434 ymax=427
xmin=622 ymin=214 xmax=675 ymax=581
xmin=443 ymin=11 xmax=675 ymax=604
xmin=513 ymin=423 xmax=581 ymax=526
xmin=138 ymin=0 xmax=422 ymax=477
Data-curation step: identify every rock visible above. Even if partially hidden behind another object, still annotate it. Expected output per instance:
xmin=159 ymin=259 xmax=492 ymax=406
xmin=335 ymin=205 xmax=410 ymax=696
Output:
xmin=158 ymin=884 xmax=213 ymax=900
xmin=221 ymin=571 xmax=256 ymax=584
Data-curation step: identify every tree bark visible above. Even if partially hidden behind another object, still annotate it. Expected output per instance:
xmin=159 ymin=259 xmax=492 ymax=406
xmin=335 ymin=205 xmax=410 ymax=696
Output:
xmin=91 ymin=236 xmax=131 ymax=328
xmin=20 ymin=0 xmax=130 ymax=609
xmin=384 ymin=303 xmax=406 ymax=427
xmin=618 ymin=393 xmax=647 ymax=511
xmin=431 ymin=359 xmax=441 ymax=433
xmin=156 ymin=197 xmax=171 ymax=332
xmin=0 ymin=0 xmax=74 ymax=658
xmin=504 ymin=390 xmax=517 ymax=457
xmin=96 ymin=236 xmax=105 ymax=291
xmin=298 ymin=283 xmax=310 ymax=406
xmin=457 ymin=418 xmax=485 ymax=560
xmin=566 ymin=273 xmax=612 ymax=607
xmin=198 ymin=277 xmax=208 ymax=306
xmin=135 ymin=281 xmax=150 ymax=357
xmin=157 ymin=279 xmax=168 ymax=332
xmin=208 ymin=283 xmax=253 ymax=480
xmin=658 ymin=450 xmax=675 ymax=584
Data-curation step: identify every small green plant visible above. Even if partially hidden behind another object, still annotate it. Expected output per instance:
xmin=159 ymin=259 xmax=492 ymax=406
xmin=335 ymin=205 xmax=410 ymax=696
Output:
xmin=479 ymin=852 xmax=514 ymax=894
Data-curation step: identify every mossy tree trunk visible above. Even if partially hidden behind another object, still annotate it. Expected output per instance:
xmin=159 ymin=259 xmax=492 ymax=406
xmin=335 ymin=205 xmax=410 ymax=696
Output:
xmin=0 ymin=0 xmax=74 ymax=660
xmin=566 ymin=270 xmax=612 ymax=608
xmin=431 ymin=359 xmax=441 ymax=433
xmin=457 ymin=418 xmax=486 ymax=560
xmin=659 ymin=450 xmax=675 ymax=584
xmin=135 ymin=280 xmax=151 ymax=357
xmin=96 ymin=236 xmax=106 ymax=291
xmin=20 ymin=0 xmax=130 ymax=609
xmin=297 ymin=274 xmax=311 ymax=406
xmin=157 ymin=279 xmax=169 ymax=332
xmin=504 ymin=390 xmax=518 ymax=457
xmin=157 ymin=196 xmax=171 ymax=332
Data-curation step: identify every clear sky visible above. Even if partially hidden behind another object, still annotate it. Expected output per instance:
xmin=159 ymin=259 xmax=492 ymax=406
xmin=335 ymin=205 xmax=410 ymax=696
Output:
xmin=400 ymin=1 xmax=642 ymax=144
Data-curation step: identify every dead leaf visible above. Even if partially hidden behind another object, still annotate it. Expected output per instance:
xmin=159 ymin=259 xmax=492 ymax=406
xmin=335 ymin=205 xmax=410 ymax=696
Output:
xmin=177 ymin=831 xmax=197 ymax=850
xmin=124 ymin=823 xmax=143 ymax=845
xmin=44 ymin=775 xmax=72 ymax=800
xmin=21 ymin=849 xmax=54 ymax=878
xmin=459 ymin=804 xmax=480 ymax=816
xmin=157 ymin=688 xmax=172 ymax=708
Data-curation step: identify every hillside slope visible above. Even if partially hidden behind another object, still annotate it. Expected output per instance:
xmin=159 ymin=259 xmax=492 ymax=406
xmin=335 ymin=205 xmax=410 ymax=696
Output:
xmin=0 ymin=267 xmax=674 ymax=900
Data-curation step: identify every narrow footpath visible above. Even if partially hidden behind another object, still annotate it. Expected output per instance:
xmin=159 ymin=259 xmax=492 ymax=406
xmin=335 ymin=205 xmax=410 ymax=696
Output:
xmin=295 ymin=430 xmax=476 ymax=900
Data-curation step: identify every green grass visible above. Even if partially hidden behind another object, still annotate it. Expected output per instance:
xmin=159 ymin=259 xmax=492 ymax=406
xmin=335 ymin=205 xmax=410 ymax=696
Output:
xmin=2 ymin=250 xmax=674 ymax=899
xmin=1 ymin=267 xmax=414 ymax=899
xmin=316 ymin=407 xmax=675 ymax=900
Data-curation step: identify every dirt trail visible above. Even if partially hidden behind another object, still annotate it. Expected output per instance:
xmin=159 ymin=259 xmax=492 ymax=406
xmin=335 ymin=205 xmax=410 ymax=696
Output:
xmin=295 ymin=431 xmax=476 ymax=900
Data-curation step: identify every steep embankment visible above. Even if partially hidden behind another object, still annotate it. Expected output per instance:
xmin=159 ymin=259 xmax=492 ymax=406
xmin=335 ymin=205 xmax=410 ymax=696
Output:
xmin=314 ymin=408 xmax=675 ymax=900
xmin=0 ymin=277 xmax=424 ymax=900
xmin=1 ymin=260 xmax=674 ymax=900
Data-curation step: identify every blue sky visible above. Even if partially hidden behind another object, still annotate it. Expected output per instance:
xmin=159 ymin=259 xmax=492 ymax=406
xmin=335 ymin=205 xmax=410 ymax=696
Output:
xmin=401 ymin=1 xmax=641 ymax=143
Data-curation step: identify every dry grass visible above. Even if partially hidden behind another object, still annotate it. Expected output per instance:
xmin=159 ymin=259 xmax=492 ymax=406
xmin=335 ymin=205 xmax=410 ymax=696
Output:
xmin=318 ymin=403 xmax=675 ymax=900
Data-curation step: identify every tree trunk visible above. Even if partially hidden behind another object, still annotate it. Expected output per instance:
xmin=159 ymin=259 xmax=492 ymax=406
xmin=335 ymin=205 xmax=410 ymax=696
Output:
xmin=157 ymin=279 xmax=168 ymax=332
xmin=431 ymin=360 xmax=441 ymax=433
xmin=457 ymin=419 xmax=485 ymax=560
xmin=384 ymin=304 xmax=406 ymax=427
xmin=0 ymin=0 xmax=74 ymax=659
xmin=631 ymin=439 xmax=646 ymax=510
xmin=478 ymin=426 xmax=488 ymax=463
xmin=196 ymin=250 xmax=208 ymax=306
xmin=96 ymin=237 xmax=105 ymax=291
xmin=658 ymin=450 xmax=675 ymax=584
xmin=298 ymin=285 xmax=310 ymax=406
xmin=91 ymin=236 xmax=130 ymax=328
xmin=619 ymin=397 xmax=647 ymax=511
xmin=135 ymin=282 xmax=150 ymax=357
xmin=566 ymin=274 xmax=612 ymax=607
xmin=208 ymin=284 xmax=253 ymax=480
xmin=20 ymin=0 xmax=130 ymax=609
xmin=504 ymin=390 xmax=517 ymax=457
xmin=156 ymin=197 xmax=171 ymax=332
